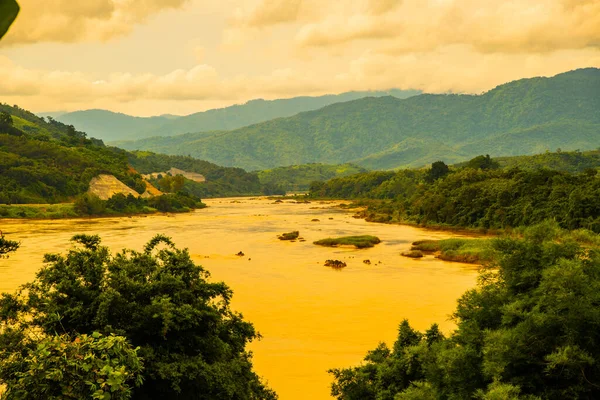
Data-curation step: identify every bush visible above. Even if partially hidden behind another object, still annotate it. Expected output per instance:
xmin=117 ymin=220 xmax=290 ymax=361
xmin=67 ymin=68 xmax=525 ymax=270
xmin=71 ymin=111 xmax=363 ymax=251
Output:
xmin=278 ymin=231 xmax=300 ymax=240
xmin=74 ymin=193 xmax=106 ymax=215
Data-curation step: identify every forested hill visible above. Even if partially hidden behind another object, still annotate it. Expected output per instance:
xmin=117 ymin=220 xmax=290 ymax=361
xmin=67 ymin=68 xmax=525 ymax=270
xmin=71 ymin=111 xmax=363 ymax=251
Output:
xmin=0 ymin=103 xmax=146 ymax=204
xmin=57 ymin=89 xmax=420 ymax=142
xmin=117 ymin=68 xmax=600 ymax=171
xmin=0 ymin=104 xmax=267 ymax=204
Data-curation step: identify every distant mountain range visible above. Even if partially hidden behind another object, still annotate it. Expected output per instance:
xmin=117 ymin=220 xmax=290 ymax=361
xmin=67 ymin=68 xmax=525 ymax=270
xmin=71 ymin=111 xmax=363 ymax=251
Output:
xmin=51 ymin=89 xmax=421 ymax=142
xmin=116 ymin=68 xmax=600 ymax=171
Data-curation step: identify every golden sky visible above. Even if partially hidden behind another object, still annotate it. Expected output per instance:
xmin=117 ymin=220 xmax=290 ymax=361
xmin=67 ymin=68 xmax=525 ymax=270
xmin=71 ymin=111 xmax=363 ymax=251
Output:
xmin=1 ymin=0 xmax=599 ymax=116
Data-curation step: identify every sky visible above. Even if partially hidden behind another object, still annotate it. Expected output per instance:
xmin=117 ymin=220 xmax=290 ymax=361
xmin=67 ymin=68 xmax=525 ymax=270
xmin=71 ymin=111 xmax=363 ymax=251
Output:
xmin=1 ymin=0 xmax=599 ymax=116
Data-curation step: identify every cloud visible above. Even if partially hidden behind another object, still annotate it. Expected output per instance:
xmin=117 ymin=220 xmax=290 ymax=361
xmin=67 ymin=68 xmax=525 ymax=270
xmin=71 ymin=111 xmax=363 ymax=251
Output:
xmin=232 ymin=0 xmax=303 ymax=27
xmin=1 ymin=43 xmax=599 ymax=116
xmin=2 ymin=0 xmax=190 ymax=45
xmin=2 ymin=0 xmax=599 ymax=116
xmin=230 ymin=0 xmax=600 ymax=54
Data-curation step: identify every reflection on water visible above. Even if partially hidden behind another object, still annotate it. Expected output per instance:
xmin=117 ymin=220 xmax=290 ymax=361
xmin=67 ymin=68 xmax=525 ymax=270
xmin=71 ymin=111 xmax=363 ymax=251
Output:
xmin=0 ymin=198 xmax=479 ymax=399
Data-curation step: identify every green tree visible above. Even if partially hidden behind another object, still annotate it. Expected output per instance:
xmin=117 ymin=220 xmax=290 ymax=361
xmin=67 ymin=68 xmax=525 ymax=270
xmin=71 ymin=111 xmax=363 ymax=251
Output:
xmin=465 ymin=155 xmax=500 ymax=170
xmin=1 ymin=234 xmax=276 ymax=399
xmin=0 ymin=111 xmax=13 ymax=126
xmin=426 ymin=161 xmax=450 ymax=183
xmin=158 ymin=175 xmax=185 ymax=193
xmin=74 ymin=193 xmax=107 ymax=215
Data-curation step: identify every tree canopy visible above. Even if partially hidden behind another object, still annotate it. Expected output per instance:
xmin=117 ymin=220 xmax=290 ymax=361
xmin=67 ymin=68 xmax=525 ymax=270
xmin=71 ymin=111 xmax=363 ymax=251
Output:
xmin=0 ymin=234 xmax=276 ymax=399
xmin=330 ymin=222 xmax=600 ymax=399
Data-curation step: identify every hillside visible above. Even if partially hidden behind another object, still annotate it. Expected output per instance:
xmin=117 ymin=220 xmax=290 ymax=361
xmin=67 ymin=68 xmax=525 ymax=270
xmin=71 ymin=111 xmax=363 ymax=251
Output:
xmin=0 ymin=104 xmax=272 ymax=205
xmin=0 ymin=104 xmax=146 ymax=204
xmin=56 ymin=90 xmax=420 ymax=142
xmin=117 ymin=68 xmax=600 ymax=171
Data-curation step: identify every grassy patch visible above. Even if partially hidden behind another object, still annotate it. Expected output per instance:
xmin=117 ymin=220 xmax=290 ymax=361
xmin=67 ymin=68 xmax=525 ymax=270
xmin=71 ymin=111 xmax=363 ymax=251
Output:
xmin=278 ymin=231 xmax=300 ymax=240
xmin=314 ymin=235 xmax=381 ymax=249
xmin=401 ymin=250 xmax=424 ymax=258
xmin=411 ymin=238 xmax=493 ymax=264
xmin=0 ymin=204 xmax=79 ymax=219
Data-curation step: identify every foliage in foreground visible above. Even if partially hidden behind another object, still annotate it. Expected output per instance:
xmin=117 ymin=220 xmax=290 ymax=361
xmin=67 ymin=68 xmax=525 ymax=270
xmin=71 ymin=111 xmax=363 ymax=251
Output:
xmin=0 ymin=331 xmax=143 ymax=399
xmin=314 ymin=235 xmax=381 ymax=249
xmin=0 ymin=234 xmax=19 ymax=258
xmin=330 ymin=222 xmax=600 ymax=400
xmin=0 ymin=235 xmax=276 ymax=399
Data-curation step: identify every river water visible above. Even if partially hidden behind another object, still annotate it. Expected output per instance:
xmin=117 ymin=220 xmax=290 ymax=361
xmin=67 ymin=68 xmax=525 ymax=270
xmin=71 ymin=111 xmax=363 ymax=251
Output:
xmin=0 ymin=198 xmax=479 ymax=399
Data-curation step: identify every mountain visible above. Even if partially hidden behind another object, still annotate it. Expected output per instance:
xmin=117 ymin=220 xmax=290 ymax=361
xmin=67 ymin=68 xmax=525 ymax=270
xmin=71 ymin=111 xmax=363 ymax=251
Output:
xmin=54 ymin=110 xmax=175 ymax=142
xmin=134 ymin=89 xmax=421 ymax=139
xmin=54 ymin=90 xmax=420 ymax=142
xmin=116 ymin=68 xmax=600 ymax=171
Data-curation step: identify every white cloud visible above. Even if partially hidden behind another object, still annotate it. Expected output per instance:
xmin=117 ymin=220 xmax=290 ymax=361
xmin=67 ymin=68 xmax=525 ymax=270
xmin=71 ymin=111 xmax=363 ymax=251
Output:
xmin=2 ymin=0 xmax=191 ymax=45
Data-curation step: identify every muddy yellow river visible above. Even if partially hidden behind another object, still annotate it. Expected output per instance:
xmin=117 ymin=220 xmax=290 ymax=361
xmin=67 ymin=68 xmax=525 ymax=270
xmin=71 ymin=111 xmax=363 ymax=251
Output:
xmin=0 ymin=198 xmax=479 ymax=399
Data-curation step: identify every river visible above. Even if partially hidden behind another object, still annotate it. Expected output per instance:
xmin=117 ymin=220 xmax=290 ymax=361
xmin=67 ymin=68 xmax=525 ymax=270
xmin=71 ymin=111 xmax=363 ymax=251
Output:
xmin=0 ymin=198 xmax=479 ymax=399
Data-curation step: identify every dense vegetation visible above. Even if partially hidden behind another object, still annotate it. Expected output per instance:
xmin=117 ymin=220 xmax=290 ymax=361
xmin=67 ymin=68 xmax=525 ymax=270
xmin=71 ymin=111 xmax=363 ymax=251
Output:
xmin=64 ymin=90 xmax=419 ymax=142
xmin=0 ymin=104 xmax=146 ymax=204
xmin=257 ymin=163 xmax=368 ymax=192
xmin=330 ymin=222 xmax=600 ymax=400
xmin=310 ymin=153 xmax=600 ymax=232
xmin=127 ymin=151 xmax=280 ymax=197
xmin=0 ymin=234 xmax=276 ymax=399
xmin=117 ymin=69 xmax=600 ymax=170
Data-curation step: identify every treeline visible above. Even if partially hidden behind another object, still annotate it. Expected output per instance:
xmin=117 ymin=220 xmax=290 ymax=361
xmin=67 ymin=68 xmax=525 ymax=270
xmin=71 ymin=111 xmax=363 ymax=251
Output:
xmin=330 ymin=223 xmax=600 ymax=399
xmin=467 ymin=149 xmax=600 ymax=174
xmin=310 ymin=155 xmax=600 ymax=232
xmin=74 ymin=191 xmax=204 ymax=216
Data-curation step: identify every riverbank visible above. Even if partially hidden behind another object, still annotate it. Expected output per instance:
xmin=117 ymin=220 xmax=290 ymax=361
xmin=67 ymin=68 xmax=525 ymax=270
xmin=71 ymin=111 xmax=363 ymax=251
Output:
xmin=0 ymin=201 xmax=205 ymax=220
xmin=404 ymin=238 xmax=494 ymax=264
